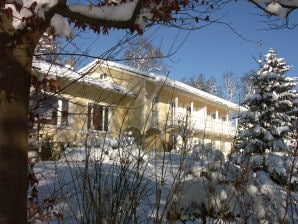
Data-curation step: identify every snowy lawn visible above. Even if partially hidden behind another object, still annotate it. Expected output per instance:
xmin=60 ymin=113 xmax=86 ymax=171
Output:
xmin=29 ymin=143 xmax=298 ymax=224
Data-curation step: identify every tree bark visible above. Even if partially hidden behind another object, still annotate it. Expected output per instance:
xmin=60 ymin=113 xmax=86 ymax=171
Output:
xmin=0 ymin=6 xmax=48 ymax=222
xmin=0 ymin=44 xmax=32 ymax=223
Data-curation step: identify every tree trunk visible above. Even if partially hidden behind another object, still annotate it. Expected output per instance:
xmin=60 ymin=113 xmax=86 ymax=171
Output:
xmin=0 ymin=47 xmax=32 ymax=223
xmin=0 ymin=7 xmax=47 ymax=222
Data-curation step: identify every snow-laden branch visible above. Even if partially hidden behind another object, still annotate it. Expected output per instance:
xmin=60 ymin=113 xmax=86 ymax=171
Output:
xmin=3 ymin=0 xmax=298 ymax=41
xmin=4 ymin=0 xmax=154 ymax=38
xmin=68 ymin=1 xmax=139 ymax=22
xmin=4 ymin=0 xmax=58 ymax=30
xmin=56 ymin=0 xmax=149 ymax=32
xmin=249 ymin=0 xmax=298 ymax=18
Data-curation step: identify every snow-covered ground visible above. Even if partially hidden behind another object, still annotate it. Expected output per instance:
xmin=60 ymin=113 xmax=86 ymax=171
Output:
xmin=28 ymin=139 xmax=298 ymax=224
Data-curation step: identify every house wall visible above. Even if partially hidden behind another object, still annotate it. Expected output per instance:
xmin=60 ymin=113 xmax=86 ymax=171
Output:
xmin=35 ymin=77 xmax=137 ymax=146
xmin=90 ymin=66 xmax=167 ymax=134
xmin=35 ymin=63 xmax=239 ymax=157
xmin=147 ymin=87 xmax=236 ymax=155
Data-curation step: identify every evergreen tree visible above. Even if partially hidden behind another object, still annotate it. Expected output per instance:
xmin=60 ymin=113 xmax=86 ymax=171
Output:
xmin=234 ymin=49 xmax=297 ymax=155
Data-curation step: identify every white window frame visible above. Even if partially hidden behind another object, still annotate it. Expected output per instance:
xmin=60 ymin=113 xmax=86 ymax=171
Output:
xmin=37 ymin=94 xmax=69 ymax=127
xmin=88 ymin=103 xmax=110 ymax=132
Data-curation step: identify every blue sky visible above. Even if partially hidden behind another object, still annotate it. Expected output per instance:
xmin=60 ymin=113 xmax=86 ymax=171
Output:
xmin=147 ymin=1 xmax=298 ymax=82
xmin=68 ymin=1 xmax=298 ymax=83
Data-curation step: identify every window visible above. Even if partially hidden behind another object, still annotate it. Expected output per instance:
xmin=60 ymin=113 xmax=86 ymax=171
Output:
xmin=38 ymin=95 xmax=69 ymax=126
xmin=99 ymin=73 xmax=108 ymax=79
xmin=210 ymin=112 xmax=216 ymax=120
xmin=186 ymin=105 xmax=192 ymax=113
xmin=60 ymin=99 xmax=69 ymax=126
xmin=87 ymin=103 xmax=109 ymax=131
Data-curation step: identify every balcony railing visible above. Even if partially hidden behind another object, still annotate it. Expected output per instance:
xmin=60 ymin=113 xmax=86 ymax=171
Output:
xmin=169 ymin=111 xmax=237 ymax=137
xmin=191 ymin=116 xmax=236 ymax=136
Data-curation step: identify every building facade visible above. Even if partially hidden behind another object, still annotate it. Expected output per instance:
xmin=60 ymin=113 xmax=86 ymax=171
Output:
xmin=31 ymin=60 xmax=245 ymax=156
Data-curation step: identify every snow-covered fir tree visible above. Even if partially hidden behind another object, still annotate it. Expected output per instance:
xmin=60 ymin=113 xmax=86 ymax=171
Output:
xmin=234 ymin=48 xmax=297 ymax=155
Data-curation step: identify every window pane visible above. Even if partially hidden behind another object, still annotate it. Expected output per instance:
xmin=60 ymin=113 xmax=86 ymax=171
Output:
xmin=39 ymin=96 xmax=58 ymax=125
xmin=87 ymin=103 xmax=109 ymax=131
xmin=93 ymin=105 xmax=103 ymax=130
xmin=104 ymin=107 xmax=109 ymax=131
xmin=61 ymin=99 xmax=69 ymax=126
xmin=87 ymin=104 xmax=92 ymax=130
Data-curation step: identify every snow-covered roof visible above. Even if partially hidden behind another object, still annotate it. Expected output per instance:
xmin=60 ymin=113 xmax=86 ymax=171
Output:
xmin=78 ymin=59 xmax=246 ymax=112
xmin=33 ymin=59 xmax=245 ymax=112
xmin=32 ymin=60 xmax=136 ymax=97
xmin=169 ymin=80 xmax=245 ymax=112
xmin=78 ymin=59 xmax=160 ymax=81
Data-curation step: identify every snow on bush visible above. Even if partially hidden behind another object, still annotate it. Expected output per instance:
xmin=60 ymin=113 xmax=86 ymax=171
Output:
xmin=61 ymin=137 xmax=151 ymax=164
xmin=167 ymin=151 xmax=298 ymax=223
xmin=31 ymin=134 xmax=298 ymax=223
xmin=266 ymin=152 xmax=298 ymax=187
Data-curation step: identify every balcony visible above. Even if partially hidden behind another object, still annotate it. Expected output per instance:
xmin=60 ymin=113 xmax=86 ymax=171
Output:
xmin=169 ymin=110 xmax=237 ymax=137
xmin=190 ymin=116 xmax=236 ymax=137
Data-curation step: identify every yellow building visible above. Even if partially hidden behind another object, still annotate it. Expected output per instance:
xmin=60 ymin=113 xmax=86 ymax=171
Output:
xmin=31 ymin=60 xmax=245 ymax=155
